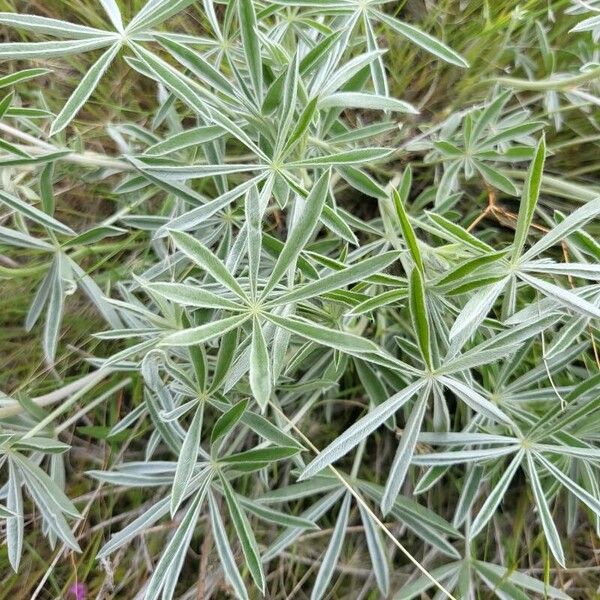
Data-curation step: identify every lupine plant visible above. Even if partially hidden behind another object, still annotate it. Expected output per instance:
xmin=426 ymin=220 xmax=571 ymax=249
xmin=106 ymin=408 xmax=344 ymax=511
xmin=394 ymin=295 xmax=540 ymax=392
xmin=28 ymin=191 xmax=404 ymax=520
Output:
xmin=0 ymin=0 xmax=599 ymax=598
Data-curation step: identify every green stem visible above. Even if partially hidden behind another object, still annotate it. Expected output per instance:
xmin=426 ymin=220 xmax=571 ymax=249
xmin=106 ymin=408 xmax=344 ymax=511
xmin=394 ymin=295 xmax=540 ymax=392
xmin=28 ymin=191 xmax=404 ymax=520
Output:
xmin=495 ymin=65 xmax=600 ymax=91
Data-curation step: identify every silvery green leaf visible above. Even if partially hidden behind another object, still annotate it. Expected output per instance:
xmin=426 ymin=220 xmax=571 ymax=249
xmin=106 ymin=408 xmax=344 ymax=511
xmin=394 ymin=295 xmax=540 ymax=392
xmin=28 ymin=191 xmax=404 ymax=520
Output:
xmin=525 ymin=452 xmax=565 ymax=567
xmin=448 ymin=278 xmax=508 ymax=346
xmin=473 ymin=561 xmax=571 ymax=600
xmin=98 ymin=0 xmax=124 ymax=32
xmin=409 ymin=268 xmax=432 ymax=369
xmin=160 ymin=314 xmax=250 ymax=347
xmin=381 ymin=386 xmax=429 ymax=515
xmin=142 ymin=281 xmax=244 ymax=311
xmin=289 ymin=147 xmax=393 ymax=168
xmin=127 ymin=159 xmax=263 ymax=180
xmin=43 ymin=267 xmax=65 ymax=362
xmin=521 ymin=197 xmax=600 ymax=262
xmin=0 ymin=503 xmax=15 ymax=517
xmin=299 ymin=380 xmax=424 ymax=480
xmin=144 ymin=125 xmax=225 ymax=156
xmin=238 ymin=0 xmax=263 ymax=102
xmin=0 ymin=12 xmax=113 ymax=38
xmin=208 ymin=490 xmax=249 ymax=600
xmin=145 ymin=479 xmax=210 ymax=600
xmin=270 ymin=251 xmax=399 ymax=306
xmin=264 ymin=313 xmax=379 ymax=355
xmin=474 ymin=161 xmax=519 ymax=195
xmin=6 ymin=462 xmax=24 ymax=572
xmin=239 ymin=495 xmax=317 ymax=530
xmin=156 ymin=175 xmax=265 ymax=236
xmin=518 ymin=273 xmax=600 ymax=319
xmin=12 ymin=436 xmax=70 ymax=453
xmin=0 ymin=67 xmax=49 ymax=89
xmin=394 ymin=562 xmax=460 ymax=599
xmin=319 ymin=50 xmax=385 ymax=96
xmin=50 ymin=43 xmax=121 ymax=136
xmin=246 ymin=185 xmax=262 ymax=298
xmin=63 ymin=225 xmax=126 ymax=247
xmin=438 ymin=376 xmax=515 ymax=426
xmin=97 ymin=497 xmax=170 ymax=558
xmin=0 ymin=37 xmax=116 ymax=59
xmin=426 ymin=211 xmax=494 ymax=253
xmin=376 ymin=11 xmax=468 ymax=67
xmin=249 ymin=319 xmax=271 ymax=411
xmin=0 ymin=190 xmax=75 ymax=236
xmin=310 ymin=493 xmax=352 ymax=600
xmin=534 ymin=452 xmax=600 ymax=519
xmin=411 ymin=446 xmax=519 ymax=466
xmin=262 ymin=169 xmax=330 ymax=296
xmin=170 ymin=403 xmax=203 ymax=516
xmin=311 ymin=492 xmax=352 ymax=600
xmin=25 ymin=259 xmax=55 ymax=332
xmin=169 ymin=230 xmax=249 ymax=300
xmin=512 ymin=135 xmax=546 ymax=260
xmin=130 ymin=43 xmax=212 ymax=114
xmin=128 ymin=0 xmax=197 ymax=32
xmin=219 ymin=473 xmax=265 ymax=593
xmin=319 ymin=92 xmax=417 ymax=113
xmin=357 ymin=500 xmax=389 ymax=595
xmin=520 ymin=261 xmax=600 ymax=280
xmin=470 ymin=450 xmax=524 ymax=537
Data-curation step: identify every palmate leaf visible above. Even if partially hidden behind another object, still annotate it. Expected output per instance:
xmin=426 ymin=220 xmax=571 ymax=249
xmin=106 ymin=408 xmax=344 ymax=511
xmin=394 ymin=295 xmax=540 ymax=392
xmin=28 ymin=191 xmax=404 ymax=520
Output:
xmin=2 ymin=0 xmax=600 ymax=597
